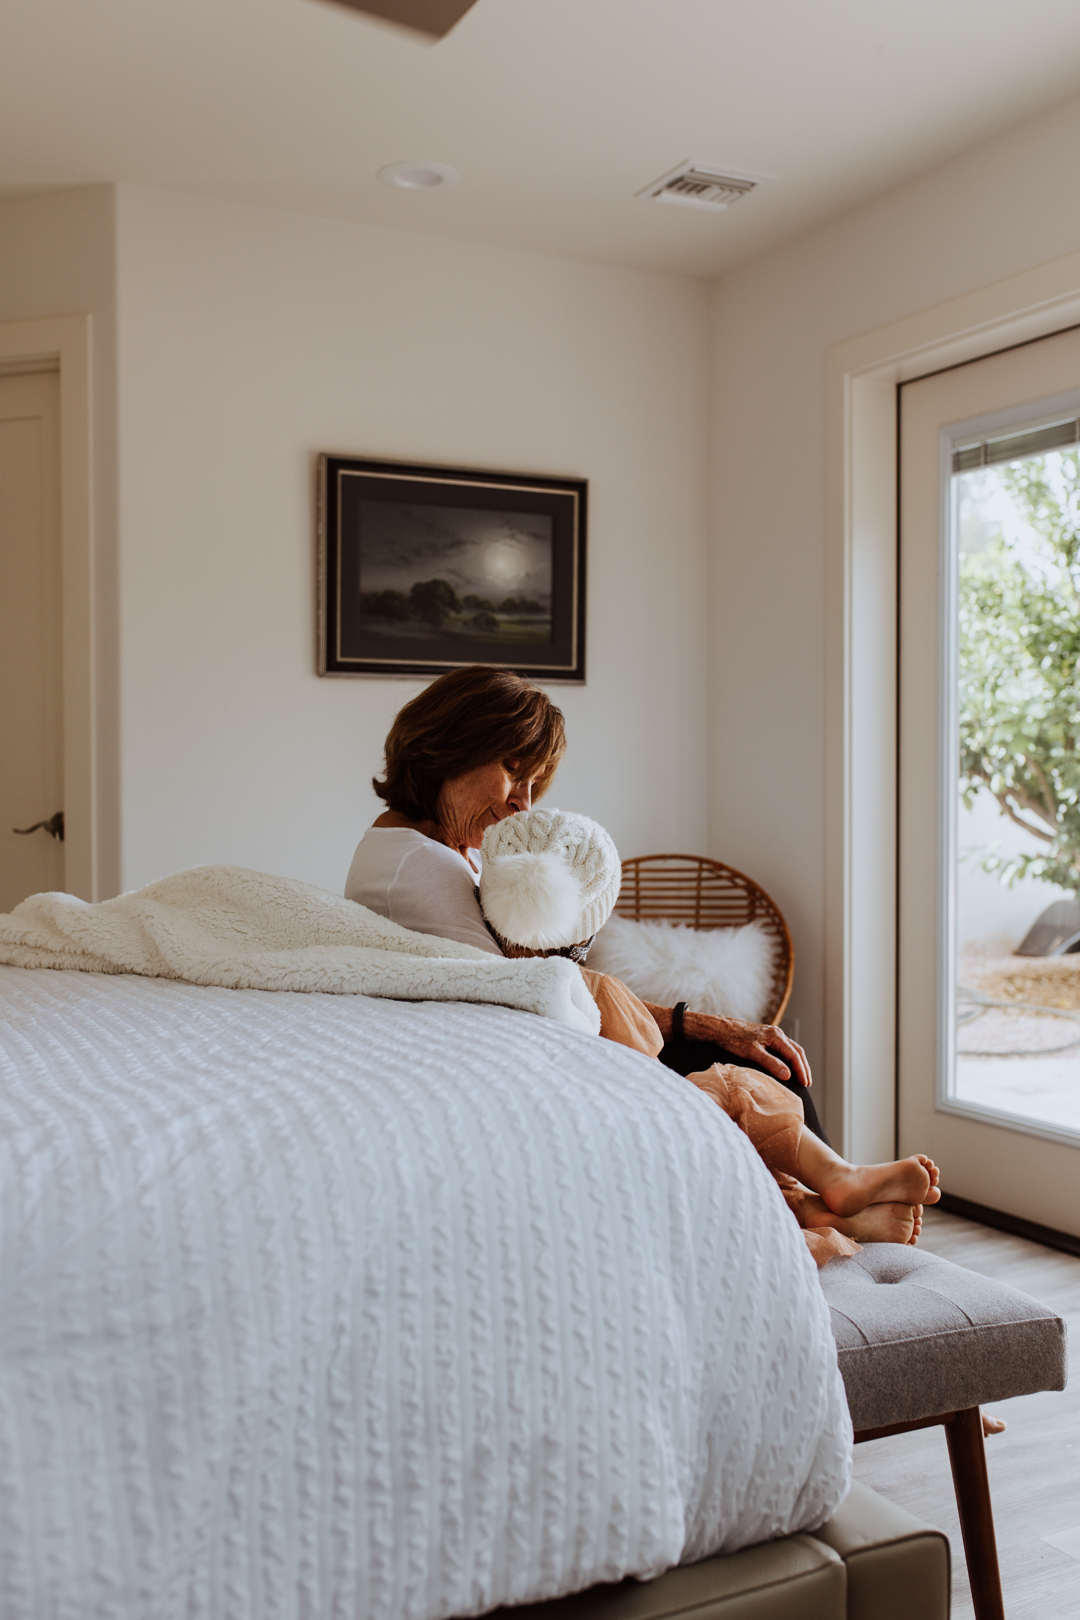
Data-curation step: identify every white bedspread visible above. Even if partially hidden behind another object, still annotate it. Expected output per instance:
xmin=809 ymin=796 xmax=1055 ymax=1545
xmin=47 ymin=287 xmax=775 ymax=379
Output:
xmin=0 ymin=864 xmax=599 ymax=1035
xmin=0 ymin=966 xmax=851 ymax=1620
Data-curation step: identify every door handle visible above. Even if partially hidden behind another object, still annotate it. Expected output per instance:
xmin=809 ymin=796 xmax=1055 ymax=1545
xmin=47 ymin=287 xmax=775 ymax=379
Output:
xmin=12 ymin=811 xmax=64 ymax=842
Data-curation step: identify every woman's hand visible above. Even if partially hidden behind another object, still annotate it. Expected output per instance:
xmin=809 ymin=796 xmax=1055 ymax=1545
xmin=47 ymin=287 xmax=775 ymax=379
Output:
xmin=706 ymin=1017 xmax=812 ymax=1086
xmin=641 ymin=1002 xmax=813 ymax=1086
xmin=693 ymin=1014 xmax=812 ymax=1086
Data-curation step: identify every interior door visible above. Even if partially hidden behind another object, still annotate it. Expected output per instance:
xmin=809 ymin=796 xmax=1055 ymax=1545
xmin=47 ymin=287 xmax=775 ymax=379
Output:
xmin=0 ymin=367 xmax=64 ymax=912
xmin=899 ymin=326 xmax=1080 ymax=1238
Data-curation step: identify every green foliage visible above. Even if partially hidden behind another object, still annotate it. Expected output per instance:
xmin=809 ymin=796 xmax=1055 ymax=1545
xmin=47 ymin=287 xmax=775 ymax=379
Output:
xmin=959 ymin=449 xmax=1080 ymax=894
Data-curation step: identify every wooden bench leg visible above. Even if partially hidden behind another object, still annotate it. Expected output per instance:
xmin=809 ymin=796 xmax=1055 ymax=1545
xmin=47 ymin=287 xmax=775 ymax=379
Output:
xmin=945 ymin=1407 xmax=1005 ymax=1620
xmin=854 ymin=1405 xmax=1006 ymax=1616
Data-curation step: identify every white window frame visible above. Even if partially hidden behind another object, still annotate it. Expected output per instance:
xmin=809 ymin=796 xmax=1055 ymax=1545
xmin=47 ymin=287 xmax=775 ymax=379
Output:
xmin=826 ymin=253 xmax=1080 ymax=1162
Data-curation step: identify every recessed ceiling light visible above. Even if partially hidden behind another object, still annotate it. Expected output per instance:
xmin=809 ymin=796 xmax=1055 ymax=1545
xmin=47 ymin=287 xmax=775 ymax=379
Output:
xmin=377 ymin=161 xmax=460 ymax=191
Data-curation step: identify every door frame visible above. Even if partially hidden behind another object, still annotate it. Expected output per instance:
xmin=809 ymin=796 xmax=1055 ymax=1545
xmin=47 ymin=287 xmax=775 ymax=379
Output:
xmin=0 ymin=314 xmax=96 ymax=900
xmin=826 ymin=251 xmax=1080 ymax=1162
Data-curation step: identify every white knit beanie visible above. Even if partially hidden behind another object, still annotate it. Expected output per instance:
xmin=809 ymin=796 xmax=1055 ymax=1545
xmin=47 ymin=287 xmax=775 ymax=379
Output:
xmin=479 ymin=809 xmax=621 ymax=950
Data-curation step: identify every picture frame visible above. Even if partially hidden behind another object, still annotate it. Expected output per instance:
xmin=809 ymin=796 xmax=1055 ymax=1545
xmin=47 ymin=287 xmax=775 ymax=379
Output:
xmin=317 ymin=455 xmax=587 ymax=681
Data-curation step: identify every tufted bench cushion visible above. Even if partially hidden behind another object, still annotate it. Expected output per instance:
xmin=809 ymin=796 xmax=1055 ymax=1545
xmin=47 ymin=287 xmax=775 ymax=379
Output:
xmin=818 ymin=1243 xmax=1067 ymax=1430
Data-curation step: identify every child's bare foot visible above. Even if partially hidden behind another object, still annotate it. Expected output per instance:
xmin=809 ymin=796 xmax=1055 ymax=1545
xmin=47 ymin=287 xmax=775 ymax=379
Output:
xmin=803 ymin=1199 xmax=917 ymax=1245
xmin=909 ymin=1205 xmax=923 ymax=1245
xmin=816 ymin=1155 xmax=940 ymax=1218
xmin=982 ymin=1413 xmax=1006 ymax=1436
xmin=917 ymin=1155 xmax=941 ymax=1197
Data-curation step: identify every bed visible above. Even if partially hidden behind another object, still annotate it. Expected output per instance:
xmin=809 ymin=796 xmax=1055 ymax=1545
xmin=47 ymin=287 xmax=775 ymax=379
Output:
xmin=0 ymin=953 xmax=851 ymax=1619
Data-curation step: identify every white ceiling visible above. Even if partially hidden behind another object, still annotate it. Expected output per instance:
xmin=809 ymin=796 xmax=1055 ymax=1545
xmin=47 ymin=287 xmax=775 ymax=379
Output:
xmin=5 ymin=0 xmax=1080 ymax=278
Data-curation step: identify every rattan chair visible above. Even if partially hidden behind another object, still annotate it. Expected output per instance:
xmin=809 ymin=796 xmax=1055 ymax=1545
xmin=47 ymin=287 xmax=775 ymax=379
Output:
xmin=613 ymin=854 xmax=794 ymax=1024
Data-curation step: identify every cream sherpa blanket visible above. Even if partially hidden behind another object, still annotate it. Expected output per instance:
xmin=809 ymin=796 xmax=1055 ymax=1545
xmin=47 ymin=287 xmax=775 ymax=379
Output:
xmin=0 ymin=864 xmax=601 ymax=1035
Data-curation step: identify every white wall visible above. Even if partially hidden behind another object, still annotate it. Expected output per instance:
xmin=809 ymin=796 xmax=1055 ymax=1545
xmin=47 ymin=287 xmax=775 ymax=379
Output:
xmin=114 ymin=186 xmax=709 ymax=894
xmin=709 ymin=91 xmax=1080 ymax=1126
xmin=0 ymin=186 xmax=121 ymax=896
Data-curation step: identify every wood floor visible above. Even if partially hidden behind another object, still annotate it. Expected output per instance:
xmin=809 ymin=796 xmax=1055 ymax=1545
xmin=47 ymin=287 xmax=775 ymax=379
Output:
xmin=851 ymin=1206 xmax=1080 ymax=1619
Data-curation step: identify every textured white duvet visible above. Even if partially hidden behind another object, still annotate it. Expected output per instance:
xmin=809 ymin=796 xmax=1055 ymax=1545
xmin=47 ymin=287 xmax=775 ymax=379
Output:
xmin=0 ymin=965 xmax=850 ymax=1620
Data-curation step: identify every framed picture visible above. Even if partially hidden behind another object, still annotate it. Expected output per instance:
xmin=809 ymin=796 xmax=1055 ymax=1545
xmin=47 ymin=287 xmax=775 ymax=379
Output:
xmin=317 ymin=455 xmax=587 ymax=681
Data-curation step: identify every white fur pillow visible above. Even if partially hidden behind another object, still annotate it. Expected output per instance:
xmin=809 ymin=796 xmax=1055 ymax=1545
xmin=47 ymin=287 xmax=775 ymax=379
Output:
xmin=587 ymin=913 xmax=775 ymax=1022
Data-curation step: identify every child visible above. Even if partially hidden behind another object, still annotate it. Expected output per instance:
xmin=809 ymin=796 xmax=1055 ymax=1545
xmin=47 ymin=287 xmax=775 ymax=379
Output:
xmin=478 ymin=808 xmax=940 ymax=1266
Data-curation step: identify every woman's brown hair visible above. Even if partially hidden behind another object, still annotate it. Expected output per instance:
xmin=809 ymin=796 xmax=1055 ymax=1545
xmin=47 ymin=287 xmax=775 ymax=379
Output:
xmin=373 ymin=666 xmax=566 ymax=824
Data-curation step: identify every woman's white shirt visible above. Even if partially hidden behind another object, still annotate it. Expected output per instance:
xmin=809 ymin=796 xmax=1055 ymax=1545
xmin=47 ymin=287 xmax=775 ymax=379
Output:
xmin=344 ymin=827 xmax=503 ymax=956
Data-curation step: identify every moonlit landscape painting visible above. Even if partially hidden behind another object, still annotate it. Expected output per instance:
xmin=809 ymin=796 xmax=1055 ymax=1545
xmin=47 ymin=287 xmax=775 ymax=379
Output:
xmin=357 ymin=500 xmax=553 ymax=644
xmin=319 ymin=455 xmax=586 ymax=680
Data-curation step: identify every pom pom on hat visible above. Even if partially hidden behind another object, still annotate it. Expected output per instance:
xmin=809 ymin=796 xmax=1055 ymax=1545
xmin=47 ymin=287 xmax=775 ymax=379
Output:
xmin=480 ymin=809 xmax=621 ymax=950
xmin=477 ymin=850 xmax=584 ymax=951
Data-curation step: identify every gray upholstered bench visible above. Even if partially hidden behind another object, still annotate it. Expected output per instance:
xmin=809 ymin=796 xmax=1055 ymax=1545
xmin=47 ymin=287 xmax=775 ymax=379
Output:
xmin=819 ymin=1244 xmax=1069 ymax=1620
xmin=483 ymin=1482 xmax=949 ymax=1620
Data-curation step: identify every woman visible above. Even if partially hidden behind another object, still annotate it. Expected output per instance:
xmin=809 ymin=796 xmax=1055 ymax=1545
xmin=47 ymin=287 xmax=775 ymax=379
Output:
xmin=346 ymin=664 xmax=822 ymax=1129
xmin=345 ymin=669 xmax=1017 ymax=1426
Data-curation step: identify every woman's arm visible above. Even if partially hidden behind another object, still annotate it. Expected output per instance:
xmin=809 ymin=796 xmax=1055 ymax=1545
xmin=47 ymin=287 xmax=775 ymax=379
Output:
xmin=641 ymin=1003 xmax=813 ymax=1087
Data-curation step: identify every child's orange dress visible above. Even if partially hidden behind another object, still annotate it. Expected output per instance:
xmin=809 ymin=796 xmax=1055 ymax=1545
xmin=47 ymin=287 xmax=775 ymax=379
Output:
xmin=579 ymin=967 xmax=857 ymax=1267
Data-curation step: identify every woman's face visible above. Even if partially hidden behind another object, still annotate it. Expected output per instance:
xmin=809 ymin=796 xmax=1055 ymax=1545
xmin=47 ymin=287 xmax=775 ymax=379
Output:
xmin=437 ymin=759 xmax=536 ymax=854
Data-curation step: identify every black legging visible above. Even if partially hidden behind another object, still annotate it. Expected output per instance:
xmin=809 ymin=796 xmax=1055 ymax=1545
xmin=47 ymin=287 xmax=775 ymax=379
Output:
xmin=658 ymin=1036 xmax=831 ymax=1147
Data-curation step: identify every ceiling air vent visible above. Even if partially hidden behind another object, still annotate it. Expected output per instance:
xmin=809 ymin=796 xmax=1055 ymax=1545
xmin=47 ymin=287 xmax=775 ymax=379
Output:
xmin=638 ymin=162 xmax=765 ymax=213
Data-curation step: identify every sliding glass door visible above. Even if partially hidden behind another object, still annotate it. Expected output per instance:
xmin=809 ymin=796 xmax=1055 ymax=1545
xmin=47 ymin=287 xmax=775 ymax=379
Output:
xmin=899 ymin=326 xmax=1080 ymax=1236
